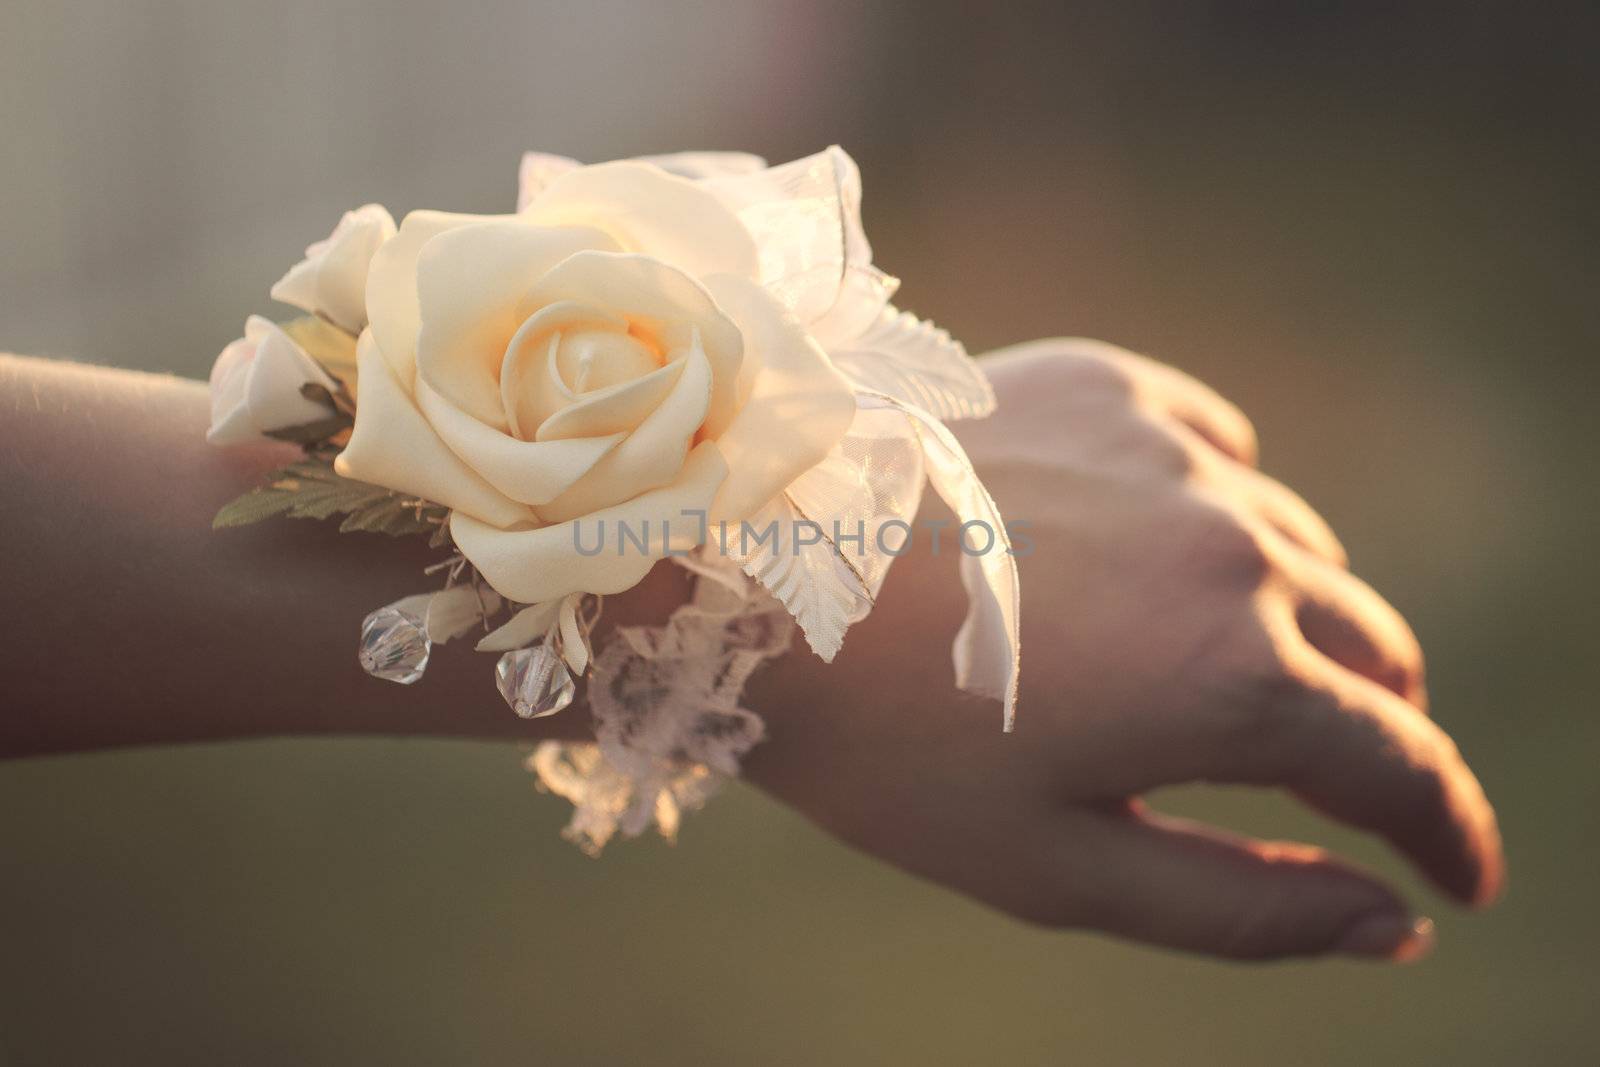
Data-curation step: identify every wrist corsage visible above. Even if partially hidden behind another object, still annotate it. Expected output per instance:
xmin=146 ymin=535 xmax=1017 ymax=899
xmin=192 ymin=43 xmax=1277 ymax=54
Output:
xmin=208 ymin=147 xmax=1018 ymax=852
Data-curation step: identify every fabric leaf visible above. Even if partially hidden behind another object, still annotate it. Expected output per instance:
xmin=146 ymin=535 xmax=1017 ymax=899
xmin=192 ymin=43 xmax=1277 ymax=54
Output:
xmin=213 ymin=460 xmax=445 ymax=537
xmin=831 ymin=308 xmax=996 ymax=423
xmin=858 ymin=392 xmax=1019 ymax=729
xmin=726 ymin=492 xmax=871 ymax=661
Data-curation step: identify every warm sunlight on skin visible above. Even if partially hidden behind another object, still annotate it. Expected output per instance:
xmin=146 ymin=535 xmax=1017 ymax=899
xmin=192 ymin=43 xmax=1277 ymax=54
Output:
xmin=746 ymin=340 xmax=1502 ymax=960
xmin=0 ymin=343 xmax=1502 ymax=963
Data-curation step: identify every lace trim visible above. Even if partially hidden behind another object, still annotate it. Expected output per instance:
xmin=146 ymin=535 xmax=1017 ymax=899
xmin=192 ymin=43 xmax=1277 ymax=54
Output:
xmin=528 ymin=554 xmax=793 ymax=854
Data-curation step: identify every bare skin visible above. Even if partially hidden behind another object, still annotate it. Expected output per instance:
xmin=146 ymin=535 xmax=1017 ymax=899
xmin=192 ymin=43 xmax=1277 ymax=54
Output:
xmin=0 ymin=345 xmax=1502 ymax=963
xmin=748 ymin=340 xmax=1501 ymax=961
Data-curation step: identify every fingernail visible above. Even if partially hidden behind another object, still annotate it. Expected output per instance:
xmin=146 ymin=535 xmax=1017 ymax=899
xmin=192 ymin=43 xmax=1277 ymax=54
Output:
xmin=1336 ymin=914 xmax=1435 ymax=963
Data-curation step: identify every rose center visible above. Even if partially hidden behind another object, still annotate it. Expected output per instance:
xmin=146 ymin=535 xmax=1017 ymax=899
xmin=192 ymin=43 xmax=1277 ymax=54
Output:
xmin=555 ymin=328 xmax=660 ymax=394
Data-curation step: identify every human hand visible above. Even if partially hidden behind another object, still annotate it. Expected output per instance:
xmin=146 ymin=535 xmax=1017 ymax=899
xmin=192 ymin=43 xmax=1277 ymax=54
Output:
xmin=0 ymin=351 xmax=1502 ymax=962
xmin=745 ymin=339 xmax=1503 ymax=961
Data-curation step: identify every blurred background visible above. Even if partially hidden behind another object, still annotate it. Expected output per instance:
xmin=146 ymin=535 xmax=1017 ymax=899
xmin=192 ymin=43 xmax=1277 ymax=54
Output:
xmin=1 ymin=1 xmax=1595 ymax=1063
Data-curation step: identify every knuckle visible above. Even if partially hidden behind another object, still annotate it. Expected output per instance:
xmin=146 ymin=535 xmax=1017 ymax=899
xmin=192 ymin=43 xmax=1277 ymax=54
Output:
xmin=1279 ymin=496 xmax=1346 ymax=565
xmin=1356 ymin=586 xmax=1428 ymax=702
xmin=1190 ymin=501 xmax=1275 ymax=585
xmin=1152 ymin=428 xmax=1202 ymax=480
xmin=1186 ymin=602 xmax=1341 ymax=787
xmin=1209 ymin=623 xmax=1315 ymax=765
xmin=1190 ymin=390 xmax=1260 ymax=467
xmin=1380 ymin=646 xmax=1427 ymax=706
xmin=1216 ymin=394 xmax=1258 ymax=449
xmin=1394 ymin=624 xmax=1427 ymax=685
xmin=1231 ymin=410 xmax=1262 ymax=464
xmin=1118 ymin=415 xmax=1199 ymax=479
xmin=1314 ymin=532 xmax=1351 ymax=571
xmin=1081 ymin=410 xmax=1199 ymax=480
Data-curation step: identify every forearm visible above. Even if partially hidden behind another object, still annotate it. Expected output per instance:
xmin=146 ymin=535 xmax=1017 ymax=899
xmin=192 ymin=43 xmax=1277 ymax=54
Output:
xmin=0 ymin=355 xmax=690 ymax=755
xmin=1 ymin=346 xmax=1503 ymax=959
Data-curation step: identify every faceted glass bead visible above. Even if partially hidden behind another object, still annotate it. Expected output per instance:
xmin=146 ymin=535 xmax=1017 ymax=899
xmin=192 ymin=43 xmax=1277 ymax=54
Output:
xmin=496 ymin=643 xmax=576 ymax=718
xmin=358 ymin=604 xmax=431 ymax=684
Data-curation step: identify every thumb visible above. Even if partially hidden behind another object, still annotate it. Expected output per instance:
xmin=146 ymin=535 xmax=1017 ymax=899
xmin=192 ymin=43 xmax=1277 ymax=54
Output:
xmin=1060 ymin=806 xmax=1435 ymax=962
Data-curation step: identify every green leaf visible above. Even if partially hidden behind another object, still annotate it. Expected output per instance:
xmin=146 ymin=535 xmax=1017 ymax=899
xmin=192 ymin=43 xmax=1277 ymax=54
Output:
xmin=212 ymin=459 xmax=447 ymax=537
xmin=261 ymin=413 xmax=351 ymax=446
xmin=339 ymin=494 xmax=440 ymax=537
xmin=211 ymin=485 xmax=302 ymax=528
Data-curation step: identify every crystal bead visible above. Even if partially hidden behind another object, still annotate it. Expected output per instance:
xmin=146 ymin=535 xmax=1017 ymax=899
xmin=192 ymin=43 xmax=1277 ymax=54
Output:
xmin=496 ymin=643 xmax=576 ymax=718
xmin=358 ymin=604 xmax=431 ymax=684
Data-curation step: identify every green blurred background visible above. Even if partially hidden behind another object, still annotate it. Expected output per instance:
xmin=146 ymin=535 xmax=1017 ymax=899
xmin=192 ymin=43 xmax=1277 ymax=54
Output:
xmin=2 ymin=2 xmax=1595 ymax=1063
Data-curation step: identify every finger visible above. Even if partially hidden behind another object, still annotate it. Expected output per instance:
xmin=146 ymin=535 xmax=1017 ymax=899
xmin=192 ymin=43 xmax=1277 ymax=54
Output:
xmin=1113 ymin=347 xmax=1259 ymax=466
xmin=1272 ymin=647 xmax=1503 ymax=906
xmin=1284 ymin=550 xmax=1426 ymax=707
xmin=1217 ymin=463 xmax=1348 ymax=567
xmin=1155 ymin=377 xmax=1260 ymax=468
xmin=1058 ymin=805 xmax=1434 ymax=962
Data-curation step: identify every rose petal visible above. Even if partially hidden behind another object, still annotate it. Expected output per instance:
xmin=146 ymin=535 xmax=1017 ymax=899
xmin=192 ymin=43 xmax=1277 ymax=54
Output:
xmin=205 ymin=335 xmax=255 ymax=441
xmin=453 ymin=440 xmax=728 ymax=603
xmin=517 ymin=151 xmax=767 ymax=211
xmin=633 ymin=151 xmax=767 ymax=180
xmin=534 ymin=358 xmax=684 ymax=441
xmin=500 ymin=301 xmax=629 ymax=435
xmin=520 ymin=251 xmax=744 ymax=438
xmin=243 ymin=316 xmax=339 ymax=432
xmin=414 ymin=220 xmax=618 ymax=431
xmin=365 ymin=210 xmax=496 ymax=387
xmin=334 ymin=330 xmax=532 ymax=527
xmin=205 ymin=401 xmax=259 ymax=446
xmin=207 ymin=317 xmax=339 ymax=446
xmin=701 ymin=275 xmax=857 ymax=523
xmin=475 ymin=600 xmax=562 ymax=652
xmin=553 ymin=329 xmax=659 ymax=392
xmin=414 ymin=373 xmax=623 ymax=507
xmin=516 ymin=152 xmax=583 ymax=211
xmin=271 ymin=203 xmax=395 ymax=333
xmin=523 ymin=162 xmax=760 ymax=281
xmin=270 ymin=259 xmax=322 ymax=323
xmin=309 ymin=204 xmax=395 ymax=332
xmin=534 ymin=342 xmax=712 ymax=523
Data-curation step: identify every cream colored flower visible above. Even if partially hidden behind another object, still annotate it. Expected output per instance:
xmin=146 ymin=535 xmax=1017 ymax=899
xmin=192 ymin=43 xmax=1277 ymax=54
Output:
xmin=515 ymin=151 xmax=768 ymax=210
xmin=206 ymin=316 xmax=339 ymax=445
xmin=271 ymin=203 xmax=395 ymax=333
xmin=214 ymin=147 xmax=1015 ymax=721
xmin=335 ymin=159 xmax=861 ymax=604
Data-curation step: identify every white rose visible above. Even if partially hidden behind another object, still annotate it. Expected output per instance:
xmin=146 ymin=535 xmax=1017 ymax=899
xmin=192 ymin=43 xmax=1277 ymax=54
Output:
xmin=335 ymin=155 xmax=866 ymax=604
xmin=515 ymin=150 xmax=768 ymax=209
xmin=206 ymin=316 xmax=339 ymax=445
xmin=271 ymin=203 xmax=396 ymax=333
